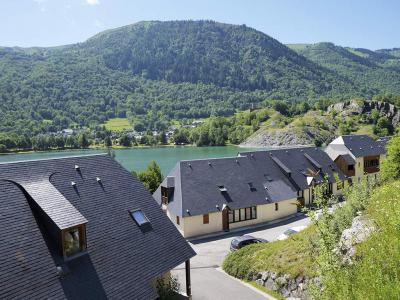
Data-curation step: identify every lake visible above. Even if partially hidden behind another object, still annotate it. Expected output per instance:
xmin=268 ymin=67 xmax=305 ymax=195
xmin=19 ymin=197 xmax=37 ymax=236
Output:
xmin=0 ymin=146 xmax=259 ymax=175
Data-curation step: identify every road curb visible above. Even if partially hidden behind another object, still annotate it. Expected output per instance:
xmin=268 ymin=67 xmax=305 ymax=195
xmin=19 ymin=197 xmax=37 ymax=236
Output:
xmin=215 ymin=268 xmax=277 ymax=300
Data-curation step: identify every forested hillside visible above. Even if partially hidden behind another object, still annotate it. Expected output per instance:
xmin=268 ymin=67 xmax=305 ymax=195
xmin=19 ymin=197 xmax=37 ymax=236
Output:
xmin=288 ymin=42 xmax=400 ymax=94
xmin=0 ymin=20 xmax=400 ymax=140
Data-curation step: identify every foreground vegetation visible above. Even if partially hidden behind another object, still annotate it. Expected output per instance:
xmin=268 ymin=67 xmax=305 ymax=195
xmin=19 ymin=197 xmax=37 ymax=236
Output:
xmin=223 ymin=131 xmax=400 ymax=299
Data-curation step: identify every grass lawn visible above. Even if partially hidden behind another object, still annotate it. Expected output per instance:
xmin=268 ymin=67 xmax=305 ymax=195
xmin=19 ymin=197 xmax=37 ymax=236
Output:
xmin=222 ymin=226 xmax=317 ymax=280
xmin=246 ymin=281 xmax=285 ymax=300
xmin=104 ymin=118 xmax=132 ymax=132
xmin=354 ymin=124 xmax=376 ymax=137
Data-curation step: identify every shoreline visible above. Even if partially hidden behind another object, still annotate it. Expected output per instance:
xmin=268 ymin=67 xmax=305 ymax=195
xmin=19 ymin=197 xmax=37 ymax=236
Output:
xmin=0 ymin=143 xmax=203 ymax=156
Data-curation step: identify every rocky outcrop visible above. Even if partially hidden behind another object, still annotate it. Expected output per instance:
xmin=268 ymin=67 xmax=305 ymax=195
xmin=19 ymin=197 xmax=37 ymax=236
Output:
xmin=328 ymin=99 xmax=399 ymax=126
xmin=334 ymin=215 xmax=375 ymax=265
xmin=252 ymin=271 xmax=320 ymax=299
xmin=240 ymin=126 xmax=334 ymax=148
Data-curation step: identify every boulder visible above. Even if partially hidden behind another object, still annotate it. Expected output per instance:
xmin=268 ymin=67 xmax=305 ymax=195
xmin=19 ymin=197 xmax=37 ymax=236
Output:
xmin=335 ymin=216 xmax=375 ymax=265
xmin=261 ymin=271 xmax=269 ymax=282
xmin=255 ymin=279 xmax=264 ymax=287
xmin=264 ymin=278 xmax=278 ymax=291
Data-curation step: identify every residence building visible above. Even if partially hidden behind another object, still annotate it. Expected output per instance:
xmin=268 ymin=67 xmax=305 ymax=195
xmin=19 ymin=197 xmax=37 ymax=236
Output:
xmin=325 ymin=135 xmax=387 ymax=183
xmin=154 ymin=147 xmax=347 ymax=238
xmin=0 ymin=155 xmax=195 ymax=299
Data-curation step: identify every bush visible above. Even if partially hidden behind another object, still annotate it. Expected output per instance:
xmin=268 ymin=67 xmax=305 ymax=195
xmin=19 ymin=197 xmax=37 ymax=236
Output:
xmin=155 ymin=274 xmax=181 ymax=300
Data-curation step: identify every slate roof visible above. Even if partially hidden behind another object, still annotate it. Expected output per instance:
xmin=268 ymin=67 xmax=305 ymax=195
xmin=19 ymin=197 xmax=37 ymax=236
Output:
xmin=0 ymin=154 xmax=195 ymax=300
xmin=154 ymin=155 xmax=299 ymax=217
xmin=376 ymin=136 xmax=392 ymax=149
xmin=240 ymin=147 xmax=347 ymax=191
xmin=341 ymin=135 xmax=386 ymax=157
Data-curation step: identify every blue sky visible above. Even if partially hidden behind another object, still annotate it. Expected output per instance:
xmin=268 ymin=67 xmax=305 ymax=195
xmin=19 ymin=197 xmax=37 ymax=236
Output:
xmin=1 ymin=0 xmax=399 ymax=49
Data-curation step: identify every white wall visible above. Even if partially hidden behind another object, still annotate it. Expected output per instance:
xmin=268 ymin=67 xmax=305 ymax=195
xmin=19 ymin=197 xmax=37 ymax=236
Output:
xmin=180 ymin=198 xmax=298 ymax=238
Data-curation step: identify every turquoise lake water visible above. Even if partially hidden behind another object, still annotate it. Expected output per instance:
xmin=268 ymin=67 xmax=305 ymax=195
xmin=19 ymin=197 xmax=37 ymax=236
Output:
xmin=0 ymin=146 xmax=259 ymax=175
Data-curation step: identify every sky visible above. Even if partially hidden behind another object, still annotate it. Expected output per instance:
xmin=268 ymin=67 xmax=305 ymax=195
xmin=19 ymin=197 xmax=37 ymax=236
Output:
xmin=0 ymin=0 xmax=399 ymax=50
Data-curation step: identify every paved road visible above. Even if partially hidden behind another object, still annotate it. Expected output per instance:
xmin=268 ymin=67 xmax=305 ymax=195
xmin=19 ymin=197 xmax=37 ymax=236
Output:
xmin=173 ymin=268 xmax=269 ymax=300
xmin=173 ymin=214 xmax=311 ymax=299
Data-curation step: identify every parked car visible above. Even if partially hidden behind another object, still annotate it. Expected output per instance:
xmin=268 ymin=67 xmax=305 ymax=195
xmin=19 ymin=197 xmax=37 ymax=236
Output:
xmin=230 ymin=235 xmax=268 ymax=251
xmin=276 ymin=226 xmax=307 ymax=241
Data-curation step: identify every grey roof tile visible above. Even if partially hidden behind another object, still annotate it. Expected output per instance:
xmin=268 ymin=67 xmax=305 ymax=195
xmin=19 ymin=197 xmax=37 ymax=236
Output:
xmin=0 ymin=154 xmax=195 ymax=299
xmin=341 ymin=135 xmax=386 ymax=157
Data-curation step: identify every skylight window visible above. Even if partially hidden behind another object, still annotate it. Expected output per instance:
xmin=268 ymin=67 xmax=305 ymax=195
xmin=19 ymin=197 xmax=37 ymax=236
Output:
xmin=130 ymin=210 xmax=150 ymax=226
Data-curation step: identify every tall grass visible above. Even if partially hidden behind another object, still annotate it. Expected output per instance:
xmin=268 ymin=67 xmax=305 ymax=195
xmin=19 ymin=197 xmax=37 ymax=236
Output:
xmin=320 ymin=180 xmax=400 ymax=299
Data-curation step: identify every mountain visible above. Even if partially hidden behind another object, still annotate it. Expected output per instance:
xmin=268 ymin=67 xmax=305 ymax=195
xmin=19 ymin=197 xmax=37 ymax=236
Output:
xmin=287 ymin=42 xmax=400 ymax=93
xmin=0 ymin=20 xmax=399 ymax=137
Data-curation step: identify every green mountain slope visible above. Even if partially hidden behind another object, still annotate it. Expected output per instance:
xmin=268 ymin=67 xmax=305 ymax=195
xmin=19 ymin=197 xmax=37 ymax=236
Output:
xmin=288 ymin=42 xmax=400 ymax=93
xmin=0 ymin=20 xmax=399 ymax=137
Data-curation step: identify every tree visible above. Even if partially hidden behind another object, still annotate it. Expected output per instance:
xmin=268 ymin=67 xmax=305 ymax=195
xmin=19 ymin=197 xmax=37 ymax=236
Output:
xmin=105 ymin=136 xmax=112 ymax=147
xmin=273 ymin=102 xmax=289 ymax=116
xmin=373 ymin=117 xmax=393 ymax=137
xmin=159 ymin=131 xmax=168 ymax=145
xmin=381 ymin=131 xmax=400 ymax=181
xmin=77 ymin=133 xmax=90 ymax=148
xmin=119 ymin=134 xmax=132 ymax=147
xmin=133 ymin=161 xmax=164 ymax=193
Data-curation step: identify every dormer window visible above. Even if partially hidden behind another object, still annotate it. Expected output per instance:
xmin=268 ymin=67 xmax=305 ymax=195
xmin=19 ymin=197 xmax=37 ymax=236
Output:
xmin=62 ymin=225 xmax=87 ymax=258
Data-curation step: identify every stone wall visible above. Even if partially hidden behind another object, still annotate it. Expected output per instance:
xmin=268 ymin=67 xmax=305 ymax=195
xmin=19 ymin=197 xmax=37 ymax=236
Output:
xmin=252 ymin=271 xmax=320 ymax=299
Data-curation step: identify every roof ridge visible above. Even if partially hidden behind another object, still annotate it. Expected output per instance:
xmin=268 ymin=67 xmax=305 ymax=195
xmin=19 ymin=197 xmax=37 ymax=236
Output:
xmin=0 ymin=153 xmax=108 ymax=165
xmin=179 ymin=156 xmax=246 ymax=163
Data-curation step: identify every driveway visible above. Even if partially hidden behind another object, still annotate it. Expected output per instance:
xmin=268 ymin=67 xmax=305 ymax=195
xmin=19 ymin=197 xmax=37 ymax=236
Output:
xmin=173 ymin=214 xmax=311 ymax=299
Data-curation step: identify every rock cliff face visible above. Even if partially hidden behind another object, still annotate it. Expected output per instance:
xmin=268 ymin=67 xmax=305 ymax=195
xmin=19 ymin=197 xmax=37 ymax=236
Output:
xmin=327 ymin=99 xmax=400 ymax=126
xmin=240 ymin=126 xmax=334 ymax=148
xmin=240 ymin=100 xmax=398 ymax=148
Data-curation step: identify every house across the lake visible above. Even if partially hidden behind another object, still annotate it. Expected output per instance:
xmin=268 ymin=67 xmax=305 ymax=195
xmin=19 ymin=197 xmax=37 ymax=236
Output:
xmin=0 ymin=155 xmax=195 ymax=299
xmin=325 ymin=135 xmax=387 ymax=183
xmin=154 ymin=147 xmax=348 ymax=238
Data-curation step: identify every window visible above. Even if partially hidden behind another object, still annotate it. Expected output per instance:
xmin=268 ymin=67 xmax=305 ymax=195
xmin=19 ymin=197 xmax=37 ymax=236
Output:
xmin=240 ymin=208 xmax=245 ymax=220
xmin=63 ymin=225 xmax=86 ymax=257
xmin=234 ymin=209 xmax=240 ymax=222
xmin=161 ymin=186 xmax=174 ymax=205
xmin=275 ymin=203 xmax=279 ymax=211
xmin=176 ymin=216 xmax=180 ymax=225
xmin=251 ymin=206 xmax=257 ymax=219
xmin=364 ymin=159 xmax=379 ymax=168
xmin=228 ymin=211 xmax=234 ymax=223
xmin=161 ymin=187 xmax=169 ymax=204
xmin=348 ymin=164 xmax=354 ymax=171
xmin=130 ymin=210 xmax=150 ymax=226
xmin=228 ymin=206 xmax=257 ymax=223
xmin=245 ymin=207 xmax=251 ymax=219
xmin=203 ymin=214 xmax=209 ymax=224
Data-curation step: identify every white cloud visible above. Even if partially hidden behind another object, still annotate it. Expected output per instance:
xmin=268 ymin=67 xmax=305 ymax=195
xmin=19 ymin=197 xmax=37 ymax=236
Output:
xmin=86 ymin=0 xmax=99 ymax=5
